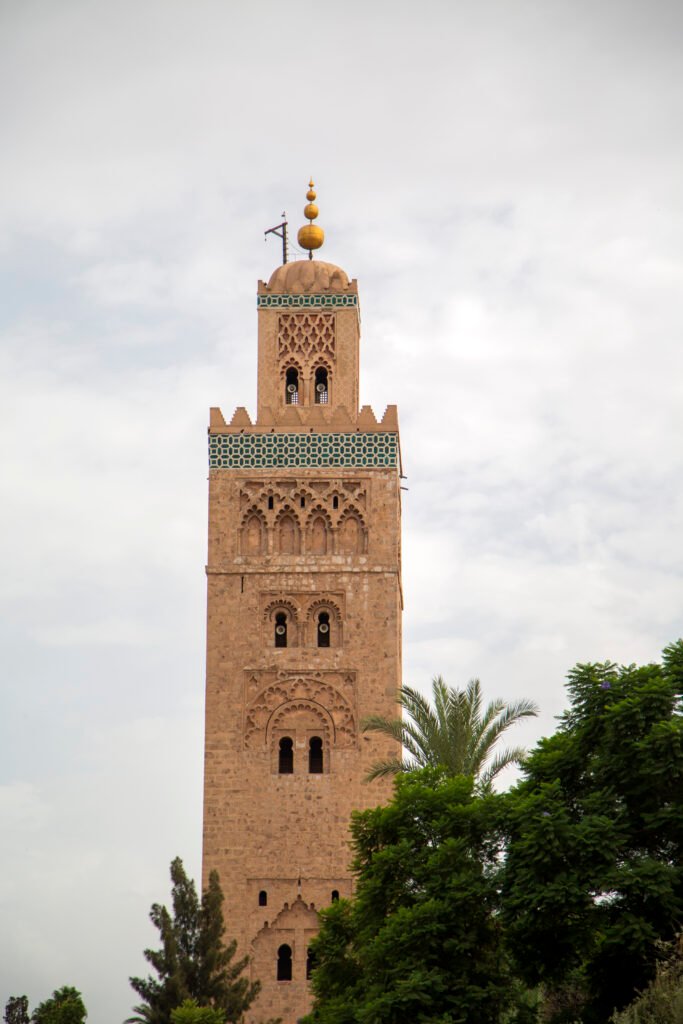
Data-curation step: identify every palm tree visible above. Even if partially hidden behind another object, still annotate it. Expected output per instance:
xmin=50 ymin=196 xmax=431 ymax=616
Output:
xmin=362 ymin=676 xmax=538 ymax=788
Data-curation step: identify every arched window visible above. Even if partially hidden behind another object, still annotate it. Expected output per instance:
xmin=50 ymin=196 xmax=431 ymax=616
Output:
xmin=309 ymin=736 xmax=323 ymax=774
xmin=285 ymin=367 xmax=299 ymax=405
xmin=331 ymin=889 xmax=339 ymax=902
xmin=317 ymin=611 xmax=330 ymax=648
xmin=278 ymin=514 xmax=300 ymax=555
xmin=277 ymin=943 xmax=292 ymax=981
xmin=314 ymin=366 xmax=328 ymax=404
xmin=258 ymin=890 xmax=267 ymax=907
xmin=242 ymin=514 xmax=264 ymax=555
xmin=339 ymin=514 xmax=362 ymax=554
xmin=274 ymin=612 xmax=287 ymax=648
xmin=309 ymin=516 xmax=328 ymax=555
xmin=306 ymin=946 xmax=317 ymax=980
xmin=278 ymin=737 xmax=293 ymax=774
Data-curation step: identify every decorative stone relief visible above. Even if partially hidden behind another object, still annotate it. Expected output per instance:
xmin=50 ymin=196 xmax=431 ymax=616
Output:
xmin=243 ymin=671 xmax=357 ymax=750
xmin=278 ymin=313 xmax=336 ymax=365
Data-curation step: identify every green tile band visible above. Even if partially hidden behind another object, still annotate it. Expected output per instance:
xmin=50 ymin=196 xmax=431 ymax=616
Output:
xmin=257 ymin=293 xmax=358 ymax=309
xmin=209 ymin=432 xmax=398 ymax=468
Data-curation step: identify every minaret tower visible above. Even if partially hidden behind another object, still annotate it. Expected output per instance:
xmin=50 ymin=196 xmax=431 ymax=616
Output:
xmin=202 ymin=184 xmax=402 ymax=1023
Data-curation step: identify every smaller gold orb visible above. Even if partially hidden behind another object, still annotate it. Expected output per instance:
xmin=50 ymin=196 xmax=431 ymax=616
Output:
xmin=306 ymin=188 xmax=316 ymax=201
xmin=297 ymin=224 xmax=325 ymax=250
xmin=304 ymin=202 xmax=319 ymax=221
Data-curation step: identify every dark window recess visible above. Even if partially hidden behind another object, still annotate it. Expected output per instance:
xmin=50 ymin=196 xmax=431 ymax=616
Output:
xmin=268 ymin=496 xmax=274 ymax=510
xmin=279 ymin=737 xmax=294 ymax=774
xmin=277 ymin=944 xmax=292 ymax=981
xmin=309 ymin=736 xmax=323 ymax=774
xmin=333 ymin=495 xmax=339 ymax=509
xmin=285 ymin=368 xmax=299 ymax=405
xmin=258 ymin=890 xmax=267 ymax=907
xmin=275 ymin=612 xmax=287 ymax=648
xmin=300 ymin=496 xmax=305 ymax=508
xmin=306 ymin=946 xmax=317 ymax=980
xmin=331 ymin=890 xmax=340 ymax=902
xmin=317 ymin=611 xmax=330 ymax=648
xmin=314 ymin=367 xmax=328 ymax=404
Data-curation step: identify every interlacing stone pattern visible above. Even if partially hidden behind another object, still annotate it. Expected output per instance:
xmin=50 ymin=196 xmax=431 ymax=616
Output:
xmin=257 ymin=293 xmax=358 ymax=309
xmin=209 ymin=432 xmax=399 ymax=469
xmin=278 ymin=313 xmax=335 ymax=362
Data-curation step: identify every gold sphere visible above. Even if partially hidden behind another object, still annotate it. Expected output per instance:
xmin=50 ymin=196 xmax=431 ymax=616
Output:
xmin=297 ymin=224 xmax=325 ymax=251
xmin=306 ymin=188 xmax=316 ymax=201
xmin=304 ymin=202 xmax=319 ymax=221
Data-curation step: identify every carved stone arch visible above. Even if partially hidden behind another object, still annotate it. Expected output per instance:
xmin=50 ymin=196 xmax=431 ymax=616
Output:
xmin=240 ymin=506 xmax=267 ymax=556
xmin=263 ymin=597 xmax=300 ymax=624
xmin=337 ymin=506 xmax=367 ymax=555
xmin=305 ymin=504 xmax=332 ymax=556
xmin=266 ymin=698 xmax=335 ymax=746
xmin=263 ymin=598 xmax=300 ymax=649
xmin=274 ymin=505 xmax=301 ymax=555
xmin=243 ymin=675 xmax=357 ymax=751
xmin=268 ymin=698 xmax=335 ymax=775
xmin=306 ymin=598 xmax=342 ymax=648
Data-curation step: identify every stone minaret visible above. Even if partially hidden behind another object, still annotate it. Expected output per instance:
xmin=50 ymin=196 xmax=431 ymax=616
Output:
xmin=202 ymin=184 xmax=402 ymax=1023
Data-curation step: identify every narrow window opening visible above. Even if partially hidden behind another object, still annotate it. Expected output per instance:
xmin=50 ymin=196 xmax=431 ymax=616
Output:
xmin=333 ymin=495 xmax=339 ymax=509
xmin=300 ymin=496 xmax=305 ymax=508
xmin=258 ymin=890 xmax=267 ymax=906
xmin=331 ymin=890 xmax=340 ymax=902
xmin=277 ymin=944 xmax=292 ymax=981
xmin=285 ymin=368 xmax=299 ymax=405
xmin=317 ymin=611 xmax=330 ymax=648
xmin=278 ymin=737 xmax=294 ymax=774
xmin=306 ymin=947 xmax=317 ymax=980
xmin=274 ymin=611 xmax=287 ymax=648
xmin=268 ymin=496 xmax=274 ymax=510
xmin=309 ymin=736 xmax=323 ymax=774
xmin=314 ymin=367 xmax=328 ymax=404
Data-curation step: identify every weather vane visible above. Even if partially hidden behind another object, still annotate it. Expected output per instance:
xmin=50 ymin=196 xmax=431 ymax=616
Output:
xmin=264 ymin=211 xmax=288 ymax=265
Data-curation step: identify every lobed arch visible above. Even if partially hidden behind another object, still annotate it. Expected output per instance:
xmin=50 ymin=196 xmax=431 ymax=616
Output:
xmin=268 ymin=700 xmax=334 ymax=774
xmin=305 ymin=504 xmax=333 ymax=555
xmin=306 ymin=598 xmax=343 ymax=648
xmin=262 ymin=597 xmax=300 ymax=624
xmin=274 ymin=505 xmax=302 ymax=555
xmin=263 ymin=599 xmax=300 ymax=648
xmin=240 ymin=507 xmax=267 ymax=556
xmin=337 ymin=506 xmax=367 ymax=555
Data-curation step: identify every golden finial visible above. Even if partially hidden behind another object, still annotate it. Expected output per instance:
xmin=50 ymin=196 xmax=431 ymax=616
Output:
xmin=297 ymin=178 xmax=324 ymax=260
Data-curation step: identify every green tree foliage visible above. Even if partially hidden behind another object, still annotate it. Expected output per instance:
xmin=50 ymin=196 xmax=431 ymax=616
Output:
xmin=31 ymin=988 xmax=86 ymax=1024
xmin=170 ymin=1000 xmax=225 ymax=1024
xmin=305 ymin=770 xmax=519 ymax=1024
xmin=4 ymin=997 xmax=30 ymax=1024
xmin=362 ymin=675 xmax=538 ymax=787
xmin=128 ymin=858 xmax=259 ymax=1024
xmin=502 ymin=641 xmax=683 ymax=1024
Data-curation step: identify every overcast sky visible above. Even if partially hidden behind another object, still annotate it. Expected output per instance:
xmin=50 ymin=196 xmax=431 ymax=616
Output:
xmin=1 ymin=0 xmax=682 ymax=1019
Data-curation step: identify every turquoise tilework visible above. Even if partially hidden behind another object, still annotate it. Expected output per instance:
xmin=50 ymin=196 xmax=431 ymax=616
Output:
xmin=257 ymin=293 xmax=358 ymax=309
xmin=209 ymin=432 xmax=398 ymax=469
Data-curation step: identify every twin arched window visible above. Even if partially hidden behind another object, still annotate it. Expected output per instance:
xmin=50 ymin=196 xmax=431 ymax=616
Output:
xmin=276 ymin=944 xmax=316 ymax=982
xmin=283 ymin=366 xmax=329 ymax=406
xmin=271 ymin=608 xmax=338 ymax=648
xmin=278 ymin=736 xmax=324 ymax=775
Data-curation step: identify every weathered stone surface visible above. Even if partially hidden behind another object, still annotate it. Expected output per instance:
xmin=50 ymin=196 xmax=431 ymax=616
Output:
xmin=202 ymin=263 xmax=402 ymax=1024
